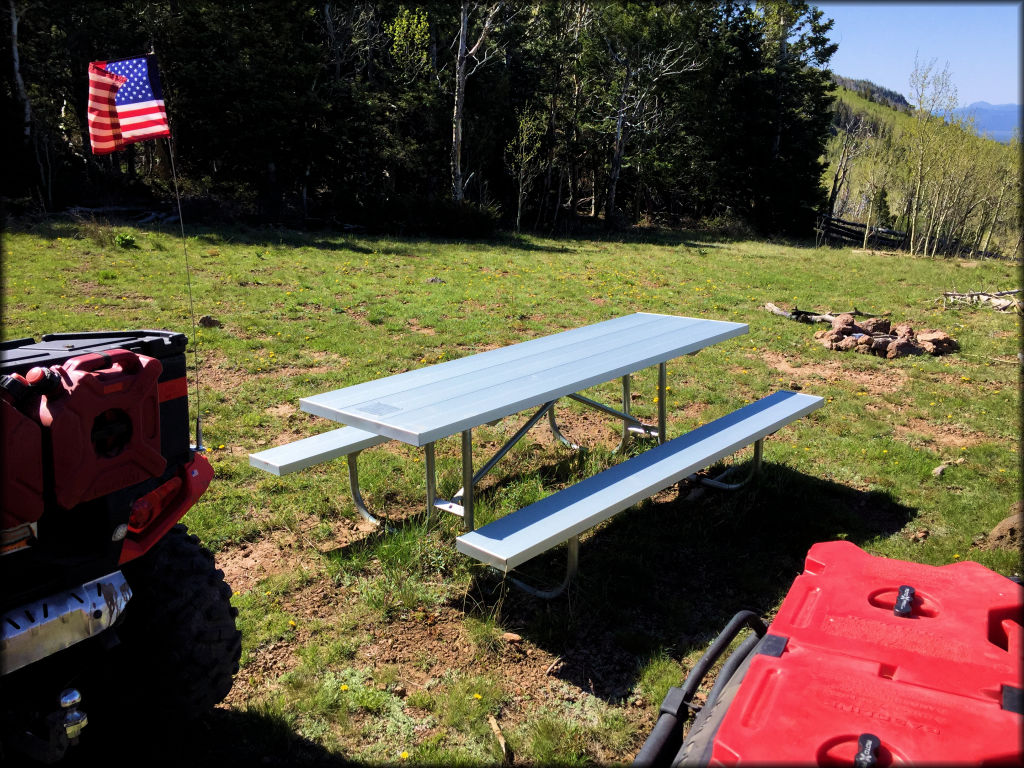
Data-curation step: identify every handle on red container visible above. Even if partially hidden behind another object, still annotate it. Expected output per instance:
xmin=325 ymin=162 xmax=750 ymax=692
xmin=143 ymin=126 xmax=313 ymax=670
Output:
xmin=893 ymin=584 xmax=915 ymax=617
xmin=853 ymin=733 xmax=880 ymax=767
xmin=63 ymin=349 xmax=141 ymax=375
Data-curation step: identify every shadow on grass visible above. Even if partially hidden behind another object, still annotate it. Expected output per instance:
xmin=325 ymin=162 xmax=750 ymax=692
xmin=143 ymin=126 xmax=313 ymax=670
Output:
xmin=12 ymin=215 xmax=823 ymax=257
xmin=461 ymin=463 xmax=916 ymax=703
xmin=51 ymin=706 xmax=349 ymax=768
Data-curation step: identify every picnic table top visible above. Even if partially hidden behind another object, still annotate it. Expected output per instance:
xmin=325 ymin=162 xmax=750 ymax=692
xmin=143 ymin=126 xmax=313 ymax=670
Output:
xmin=300 ymin=312 xmax=748 ymax=447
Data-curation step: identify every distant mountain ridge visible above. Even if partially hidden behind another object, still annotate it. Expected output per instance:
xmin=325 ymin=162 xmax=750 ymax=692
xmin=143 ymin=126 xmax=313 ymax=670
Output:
xmin=832 ymin=74 xmax=1019 ymax=144
xmin=953 ymin=102 xmax=1020 ymax=144
xmin=831 ymin=74 xmax=911 ymax=113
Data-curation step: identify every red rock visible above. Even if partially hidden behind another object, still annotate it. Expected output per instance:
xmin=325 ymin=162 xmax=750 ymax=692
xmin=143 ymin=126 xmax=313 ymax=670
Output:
xmin=886 ymin=338 xmax=924 ymax=359
xmin=859 ymin=317 xmax=891 ymax=335
xmin=892 ymin=322 xmax=914 ymax=339
xmin=831 ymin=313 xmax=866 ymax=334
xmin=870 ymin=337 xmax=891 ymax=355
xmin=830 ymin=314 xmax=852 ymax=331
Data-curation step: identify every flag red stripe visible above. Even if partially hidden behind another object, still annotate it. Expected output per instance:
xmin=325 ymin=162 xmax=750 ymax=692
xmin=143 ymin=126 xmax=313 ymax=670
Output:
xmin=87 ymin=62 xmax=127 ymax=155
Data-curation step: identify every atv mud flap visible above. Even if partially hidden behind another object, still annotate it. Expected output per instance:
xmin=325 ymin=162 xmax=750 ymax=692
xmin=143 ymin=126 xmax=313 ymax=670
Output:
xmin=0 ymin=571 xmax=132 ymax=675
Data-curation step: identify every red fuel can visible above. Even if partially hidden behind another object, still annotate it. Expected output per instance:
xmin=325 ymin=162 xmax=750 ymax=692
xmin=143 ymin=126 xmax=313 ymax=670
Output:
xmin=708 ymin=541 xmax=1022 ymax=765
xmin=37 ymin=349 xmax=166 ymax=509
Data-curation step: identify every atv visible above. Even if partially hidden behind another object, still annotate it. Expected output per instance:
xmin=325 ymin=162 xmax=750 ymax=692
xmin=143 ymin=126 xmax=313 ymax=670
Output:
xmin=0 ymin=330 xmax=240 ymax=763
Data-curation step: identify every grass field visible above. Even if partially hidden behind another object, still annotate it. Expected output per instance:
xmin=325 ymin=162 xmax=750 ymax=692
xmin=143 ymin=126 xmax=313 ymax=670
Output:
xmin=3 ymin=218 xmax=1021 ymax=765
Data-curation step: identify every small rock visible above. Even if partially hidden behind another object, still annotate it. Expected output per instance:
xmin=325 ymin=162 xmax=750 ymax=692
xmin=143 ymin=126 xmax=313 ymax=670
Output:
xmin=393 ymin=685 xmax=406 ymax=697
xmin=908 ymin=528 xmax=929 ymax=542
xmin=870 ymin=336 xmax=891 ymax=355
xmin=886 ymin=338 xmax=923 ymax=359
xmin=501 ymin=632 xmax=522 ymax=644
xmin=916 ymin=329 xmax=958 ymax=355
xmin=892 ymin=322 xmax=915 ymax=339
xmin=836 ymin=335 xmax=860 ymax=352
xmin=932 ymin=463 xmax=949 ymax=477
xmin=831 ymin=313 xmax=860 ymax=333
xmin=859 ymin=317 xmax=891 ymax=335
xmin=198 ymin=315 xmax=222 ymax=328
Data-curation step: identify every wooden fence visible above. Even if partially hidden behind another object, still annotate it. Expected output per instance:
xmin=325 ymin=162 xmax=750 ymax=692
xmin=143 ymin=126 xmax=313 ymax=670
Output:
xmin=814 ymin=214 xmax=1010 ymax=260
xmin=815 ymin=215 xmax=907 ymax=250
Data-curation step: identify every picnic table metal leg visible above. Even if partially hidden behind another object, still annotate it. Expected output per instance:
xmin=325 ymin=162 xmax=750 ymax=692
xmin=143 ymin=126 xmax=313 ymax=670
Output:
xmin=658 ymin=362 xmax=667 ymax=444
xmin=618 ymin=374 xmax=632 ymax=452
xmin=547 ymin=405 xmax=580 ymax=450
xmin=461 ymin=429 xmax=474 ymax=531
xmin=697 ymin=438 xmax=764 ymax=490
xmin=346 ymin=451 xmax=388 ymax=526
xmin=510 ymin=535 xmax=579 ymax=599
xmin=425 ymin=442 xmax=437 ymax=518
xmin=565 ymin=389 xmax=658 ymax=446
xmin=455 ymin=400 xmax=556 ymax=499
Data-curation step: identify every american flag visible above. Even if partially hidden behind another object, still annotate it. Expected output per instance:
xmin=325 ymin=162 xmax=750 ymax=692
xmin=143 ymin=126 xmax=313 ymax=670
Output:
xmin=87 ymin=55 xmax=170 ymax=154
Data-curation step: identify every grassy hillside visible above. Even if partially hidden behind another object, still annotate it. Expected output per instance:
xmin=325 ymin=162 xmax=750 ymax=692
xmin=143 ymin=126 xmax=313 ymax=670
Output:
xmin=826 ymin=86 xmax=1021 ymax=258
xmin=3 ymin=219 xmax=1020 ymax=764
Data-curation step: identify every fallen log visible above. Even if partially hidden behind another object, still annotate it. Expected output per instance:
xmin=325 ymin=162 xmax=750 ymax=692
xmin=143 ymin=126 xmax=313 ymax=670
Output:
xmin=764 ymin=303 xmax=878 ymax=324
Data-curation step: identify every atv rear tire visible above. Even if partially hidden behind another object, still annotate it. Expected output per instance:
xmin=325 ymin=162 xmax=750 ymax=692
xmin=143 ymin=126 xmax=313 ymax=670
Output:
xmin=107 ymin=524 xmax=241 ymax=718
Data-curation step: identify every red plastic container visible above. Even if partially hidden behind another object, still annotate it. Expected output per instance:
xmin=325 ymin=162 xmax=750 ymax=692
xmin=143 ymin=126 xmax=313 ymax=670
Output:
xmin=708 ymin=541 xmax=1023 ymax=765
xmin=769 ymin=540 xmax=1021 ymax=704
xmin=710 ymin=639 xmax=1022 ymax=766
xmin=37 ymin=349 xmax=166 ymax=509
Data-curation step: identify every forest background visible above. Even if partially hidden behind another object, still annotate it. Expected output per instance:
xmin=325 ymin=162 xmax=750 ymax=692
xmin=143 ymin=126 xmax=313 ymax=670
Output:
xmin=2 ymin=0 xmax=1020 ymax=254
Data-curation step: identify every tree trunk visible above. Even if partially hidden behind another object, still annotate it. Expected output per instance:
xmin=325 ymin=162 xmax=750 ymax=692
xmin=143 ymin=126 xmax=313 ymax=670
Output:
xmin=451 ymin=3 xmax=469 ymax=203
xmin=605 ymin=66 xmax=632 ymax=227
xmin=909 ymin=149 xmax=925 ymax=255
xmin=981 ymin=181 xmax=1007 ymax=255
xmin=10 ymin=1 xmax=31 ymax=143
xmin=10 ymin=0 xmax=50 ymax=207
xmin=862 ymin=199 xmax=873 ymax=249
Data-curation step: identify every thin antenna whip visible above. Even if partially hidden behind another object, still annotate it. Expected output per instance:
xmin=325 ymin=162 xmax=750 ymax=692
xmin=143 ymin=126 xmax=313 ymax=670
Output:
xmin=166 ymin=136 xmax=204 ymax=452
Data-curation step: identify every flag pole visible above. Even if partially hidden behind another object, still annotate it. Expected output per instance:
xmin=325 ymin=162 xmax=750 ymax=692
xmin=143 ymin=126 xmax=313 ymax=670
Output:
xmin=165 ymin=136 xmax=205 ymax=452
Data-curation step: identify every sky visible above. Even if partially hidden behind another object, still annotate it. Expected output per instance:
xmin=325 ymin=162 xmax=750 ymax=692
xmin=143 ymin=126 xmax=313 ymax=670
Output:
xmin=815 ymin=2 xmax=1022 ymax=106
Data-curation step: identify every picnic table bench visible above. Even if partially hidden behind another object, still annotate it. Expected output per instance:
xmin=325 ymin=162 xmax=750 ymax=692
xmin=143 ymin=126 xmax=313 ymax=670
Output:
xmin=456 ymin=390 xmax=822 ymax=596
xmin=250 ymin=313 xmax=823 ymax=597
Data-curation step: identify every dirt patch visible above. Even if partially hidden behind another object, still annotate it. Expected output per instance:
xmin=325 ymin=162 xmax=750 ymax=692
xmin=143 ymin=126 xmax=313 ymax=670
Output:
xmin=761 ymin=351 xmax=907 ymax=396
xmin=892 ymin=418 xmax=986 ymax=448
xmin=218 ymin=536 xmax=312 ymax=595
xmin=266 ymin=402 xmax=297 ymax=419
xmin=976 ymin=505 xmax=1023 ymax=551
xmin=407 ymin=319 xmax=436 ymax=335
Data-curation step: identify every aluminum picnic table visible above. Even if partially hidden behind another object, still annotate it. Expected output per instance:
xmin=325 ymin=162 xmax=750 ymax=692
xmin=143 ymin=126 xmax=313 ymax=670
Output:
xmin=300 ymin=312 xmax=747 ymax=530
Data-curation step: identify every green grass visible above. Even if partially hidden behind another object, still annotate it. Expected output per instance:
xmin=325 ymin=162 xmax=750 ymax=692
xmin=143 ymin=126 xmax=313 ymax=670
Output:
xmin=3 ymin=217 xmax=1020 ymax=765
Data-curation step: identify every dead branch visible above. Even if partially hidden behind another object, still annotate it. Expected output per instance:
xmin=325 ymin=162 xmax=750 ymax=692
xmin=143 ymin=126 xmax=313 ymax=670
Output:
xmin=764 ymin=303 xmax=878 ymax=324
xmin=487 ymin=713 xmax=511 ymax=765
xmin=942 ymin=289 xmax=1022 ymax=313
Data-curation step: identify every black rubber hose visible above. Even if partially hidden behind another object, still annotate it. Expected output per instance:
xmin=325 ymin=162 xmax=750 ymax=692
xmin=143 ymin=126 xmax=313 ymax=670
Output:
xmin=687 ymin=631 xmax=760 ymax=733
xmin=633 ymin=710 xmax=683 ymax=768
xmin=678 ymin=610 xmax=766 ymax=705
xmin=633 ymin=611 xmax=767 ymax=767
